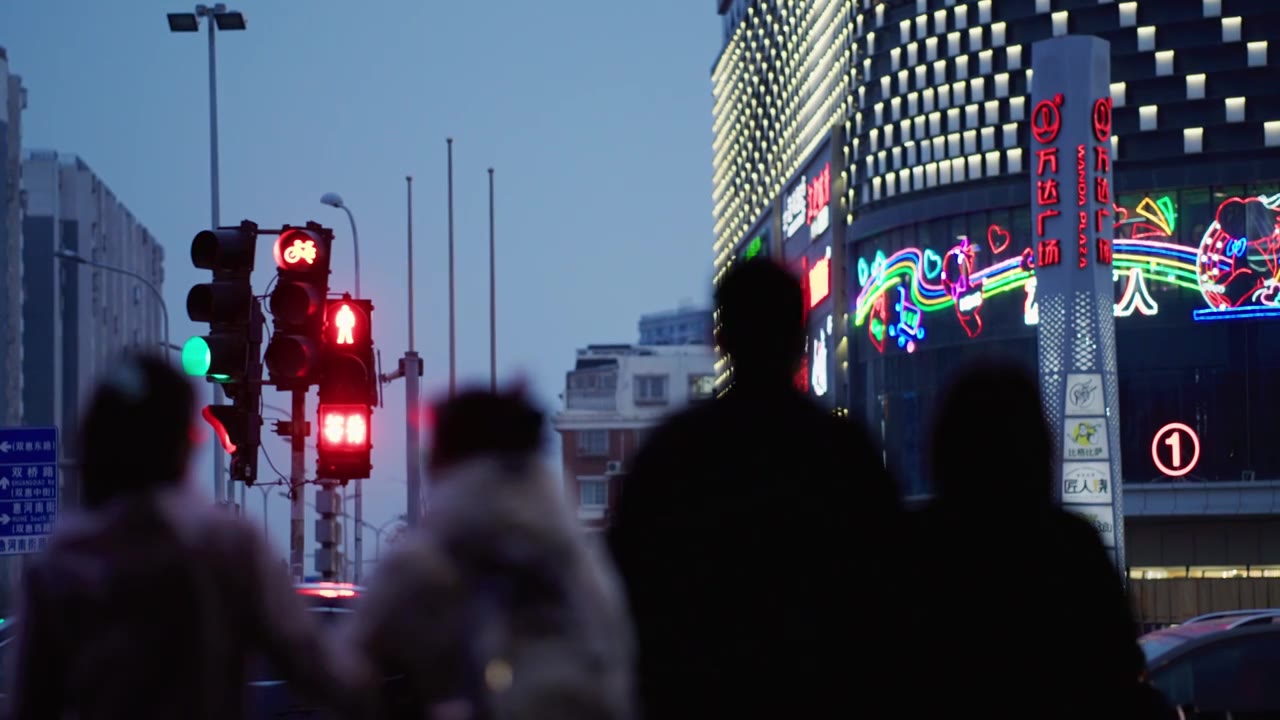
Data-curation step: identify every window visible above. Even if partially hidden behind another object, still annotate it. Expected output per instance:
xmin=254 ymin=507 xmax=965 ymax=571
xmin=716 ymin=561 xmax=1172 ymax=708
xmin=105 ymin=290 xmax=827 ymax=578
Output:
xmin=1152 ymin=632 xmax=1280 ymax=712
xmin=578 ymin=478 xmax=607 ymax=508
xmin=634 ymin=374 xmax=669 ymax=405
xmin=576 ymin=430 xmax=608 ymax=457
xmin=688 ymin=374 xmax=716 ymax=401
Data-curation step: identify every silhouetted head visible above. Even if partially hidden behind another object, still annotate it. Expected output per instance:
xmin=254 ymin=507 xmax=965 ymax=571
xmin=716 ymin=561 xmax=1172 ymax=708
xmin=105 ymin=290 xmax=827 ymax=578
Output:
xmin=715 ymin=258 xmax=805 ymax=385
xmin=79 ymin=354 xmax=197 ymax=509
xmin=928 ymin=358 xmax=1053 ymax=507
xmin=428 ymin=386 xmax=545 ymax=475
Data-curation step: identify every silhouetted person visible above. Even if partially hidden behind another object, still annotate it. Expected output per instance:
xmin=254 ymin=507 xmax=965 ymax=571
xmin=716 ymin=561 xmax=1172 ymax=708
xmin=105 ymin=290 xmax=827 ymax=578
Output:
xmin=608 ymin=258 xmax=902 ymax=720
xmin=6 ymin=354 xmax=373 ymax=720
xmin=912 ymin=360 xmax=1172 ymax=718
xmin=349 ymin=385 xmax=634 ymax=720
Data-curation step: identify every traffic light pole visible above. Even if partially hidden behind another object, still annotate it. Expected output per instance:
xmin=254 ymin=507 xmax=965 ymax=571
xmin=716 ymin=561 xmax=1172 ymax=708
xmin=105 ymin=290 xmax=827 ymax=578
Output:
xmin=289 ymin=387 xmax=306 ymax=582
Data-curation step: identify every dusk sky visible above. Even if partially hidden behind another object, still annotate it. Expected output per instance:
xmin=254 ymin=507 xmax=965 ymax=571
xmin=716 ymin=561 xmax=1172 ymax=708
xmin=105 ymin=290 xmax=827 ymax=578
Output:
xmin=1 ymin=1 xmax=720 ymax=562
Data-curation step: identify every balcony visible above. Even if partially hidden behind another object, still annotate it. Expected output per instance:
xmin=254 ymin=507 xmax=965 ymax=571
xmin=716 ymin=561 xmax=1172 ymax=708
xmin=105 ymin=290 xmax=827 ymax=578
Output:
xmin=566 ymin=387 xmax=616 ymax=411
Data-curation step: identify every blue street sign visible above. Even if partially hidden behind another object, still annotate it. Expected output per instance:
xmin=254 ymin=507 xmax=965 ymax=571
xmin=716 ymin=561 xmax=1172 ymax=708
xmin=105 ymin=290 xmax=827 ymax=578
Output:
xmin=0 ymin=426 xmax=59 ymax=556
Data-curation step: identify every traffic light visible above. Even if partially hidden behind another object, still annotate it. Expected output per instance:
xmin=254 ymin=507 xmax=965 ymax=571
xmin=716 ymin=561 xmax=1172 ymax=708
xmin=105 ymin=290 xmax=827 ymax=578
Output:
xmin=316 ymin=296 xmax=375 ymax=480
xmin=265 ymin=224 xmax=332 ymax=388
xmin=184 ymin=220 xmax=265 ymax=485
xmin=183 ymin=221 xmax=258 ymax=382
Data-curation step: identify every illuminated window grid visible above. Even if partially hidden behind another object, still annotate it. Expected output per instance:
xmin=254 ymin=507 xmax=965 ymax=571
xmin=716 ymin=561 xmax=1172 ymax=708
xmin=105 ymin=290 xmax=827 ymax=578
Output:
xmin=850 ymin=4 xmax=1025 ymax=206
xmin=711 ymin=0 xmax=852 ymax=282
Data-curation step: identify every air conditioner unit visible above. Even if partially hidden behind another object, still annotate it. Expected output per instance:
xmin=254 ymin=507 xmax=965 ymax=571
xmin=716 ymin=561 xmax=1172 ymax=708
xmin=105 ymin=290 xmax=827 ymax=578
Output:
xmin=605 ymin=461 xmax=624 ymax=475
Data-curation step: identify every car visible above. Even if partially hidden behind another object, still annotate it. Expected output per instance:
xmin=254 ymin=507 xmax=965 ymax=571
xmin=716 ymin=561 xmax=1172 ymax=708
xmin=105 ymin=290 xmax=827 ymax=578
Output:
xmin=247 ymin=582 xmax=373 ymax=719
xmin=1141 ymin=611 xmax=1280 ymax=714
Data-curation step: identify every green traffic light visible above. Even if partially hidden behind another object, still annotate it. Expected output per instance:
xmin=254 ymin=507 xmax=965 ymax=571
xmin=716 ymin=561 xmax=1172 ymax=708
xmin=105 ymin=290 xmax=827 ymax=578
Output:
xmin=181 ymin=336 xmax=212 ymax=377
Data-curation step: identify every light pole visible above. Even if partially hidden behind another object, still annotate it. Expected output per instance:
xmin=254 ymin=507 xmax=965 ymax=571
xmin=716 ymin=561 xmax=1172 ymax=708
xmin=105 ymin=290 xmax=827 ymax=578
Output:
xmin=319 ymin=193 xmax=361 ymax=299
xmin=167 ymin=2 xmax=246 ymax=507
xmin=54 ymin=250 xmax=170 ymax=364
xmin=320 ymin=192 xmax=365 ymax=583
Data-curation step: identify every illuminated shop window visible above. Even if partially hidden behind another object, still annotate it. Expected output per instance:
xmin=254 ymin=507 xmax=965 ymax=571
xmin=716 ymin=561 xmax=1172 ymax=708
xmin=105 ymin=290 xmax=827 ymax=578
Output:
xmin=1204 ymin=0 xmax=1221 ymax=17
xmin=933 ymin=59 xmax=948 ymax=86
xmin=1036 ymin=0 xmax=1051 ymax=12
xmin=926 ymin=37 xmax=938 ymax=62
xmin=1011 ymin=96 xmax=1026 ymax=121
xmin=984 ymin=100 xmax=1000 ymax=125
xmin=956 ymin=55 xmax=970 ymax=80
xmin=955 ymin=4 xmax=968 ymax=29
xmin=916 ymin=14 xmax=928 ymax=40
xmin=899 ymin=19 xmax=911 ymax=45
xmin=933 ymin=9 xmax=947 ymax=34
xmin=981 ymin=127 xmax=995 ymax=151
xmin=978 ymin=0 xmax=992 ymax=24
xmin=915 ymin=65 xmax=928 ymax=88
xmin=925 ymin=162 xmax=938 ymax=187
xmin=1007 ymin=147 xmax=1023 ymax=172
xmin=995 ymin=71 xmax=1010 ymax=98
xmin=906 ymin=41 xmax=918 ymax=67
xmin=1052 ymin=11 xmax=1068 ymax=37
xmin=966 ymin=104 xmax=980 ymax=128
xmin=1156 ymin=50 xmax=1174 ymax=76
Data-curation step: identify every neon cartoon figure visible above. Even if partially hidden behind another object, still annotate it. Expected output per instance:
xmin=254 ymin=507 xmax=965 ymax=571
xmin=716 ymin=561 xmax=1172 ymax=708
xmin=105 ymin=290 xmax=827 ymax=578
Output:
xmin=1197 ymin=195 xmax=1280 ymax=310
xmin=941 ymin=235 xmax=984 ymax=337
xmin=887 ymin=285 xmax=925 ymax=353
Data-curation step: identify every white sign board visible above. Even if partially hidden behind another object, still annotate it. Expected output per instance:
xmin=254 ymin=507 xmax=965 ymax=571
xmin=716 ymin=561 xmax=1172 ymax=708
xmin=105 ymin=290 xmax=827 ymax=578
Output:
xmin=1064 ymin=373 xmax=1105 ymax=416
xmin=1061 ymin=461 xmax=1113 ymax=504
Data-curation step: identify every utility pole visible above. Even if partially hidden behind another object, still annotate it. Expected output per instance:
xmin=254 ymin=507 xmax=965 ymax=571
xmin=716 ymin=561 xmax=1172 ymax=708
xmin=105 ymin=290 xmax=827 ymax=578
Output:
xmin=289 ymin=388 xmax=306 ymax=582
xmin=383 ymin=176 xmax=424 ymax=526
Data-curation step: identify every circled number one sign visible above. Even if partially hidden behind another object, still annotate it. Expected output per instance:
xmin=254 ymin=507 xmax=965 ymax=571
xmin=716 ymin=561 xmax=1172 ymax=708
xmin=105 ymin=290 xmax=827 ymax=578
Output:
xmin=1151 ymin=422 xmax=1200 ymax=478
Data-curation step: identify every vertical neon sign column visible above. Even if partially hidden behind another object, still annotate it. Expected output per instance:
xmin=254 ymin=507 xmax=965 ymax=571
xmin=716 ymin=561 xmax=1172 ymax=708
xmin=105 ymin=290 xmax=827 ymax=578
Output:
xmin=1030 ymin=35 xmax=1126 ymax=575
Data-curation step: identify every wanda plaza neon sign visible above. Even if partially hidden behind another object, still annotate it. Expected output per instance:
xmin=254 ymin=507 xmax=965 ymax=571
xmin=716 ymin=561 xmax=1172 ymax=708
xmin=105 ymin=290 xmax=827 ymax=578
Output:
xmin=1032 ymin=93 xmax=1114 ymax=270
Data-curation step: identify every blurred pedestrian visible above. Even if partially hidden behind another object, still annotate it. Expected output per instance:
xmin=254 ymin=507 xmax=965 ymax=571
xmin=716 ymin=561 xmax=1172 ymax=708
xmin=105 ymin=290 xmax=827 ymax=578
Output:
xmin=913 ymin=359 xmax=1175 ymax=718
xmin=5 ymin=354 xmax=374 ymax=720
xmin=608 ymin=257 xmax=903 ymax=720
xmin=348 ymin=385 xmax=634 ymax=720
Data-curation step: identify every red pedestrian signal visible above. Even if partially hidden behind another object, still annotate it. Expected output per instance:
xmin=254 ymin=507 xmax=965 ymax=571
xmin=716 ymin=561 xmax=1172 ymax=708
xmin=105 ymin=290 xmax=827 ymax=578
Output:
xmin=317 ymin=404 xmax=372 ymax=479
xmin=316 ymin=296 xmax=375 ymax=481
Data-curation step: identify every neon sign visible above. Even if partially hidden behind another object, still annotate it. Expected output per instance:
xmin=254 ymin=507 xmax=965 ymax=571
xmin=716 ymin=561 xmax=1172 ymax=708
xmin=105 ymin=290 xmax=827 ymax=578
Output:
xmin=783 ymin=162 xmax=832 ymax=239
xmin=783 ymin=181 xmax=807 ymax=237
xmin=942 ymin=236 xmax=984 ymax=338
xmin=1151 ymin=422 xmax=1200 ymax=478
xmin=807 ymin=164 xmax=831 ymax=237
xmin=811 ymin=314 xmax=831 ymax=397
xmin=887 ymin=285 xmax=924 ymax=352
xmin=856 ymin=191 xmax=1280 ymax=351
xmin=1193 ymin=193 xmax=1280 ymax=321
xmin=808 ymin=247 xmax=831 ymax=308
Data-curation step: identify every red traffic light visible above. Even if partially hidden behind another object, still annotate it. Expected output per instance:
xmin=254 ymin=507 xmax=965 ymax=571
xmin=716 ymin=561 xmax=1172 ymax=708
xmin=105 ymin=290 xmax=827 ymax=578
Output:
xmin=274 ymin=228 xmax=328 ymax=271
xmin=325 ymin=300 xmax=368 ymax=348
xmin=319 ymin=405 xmax=370 ymax=450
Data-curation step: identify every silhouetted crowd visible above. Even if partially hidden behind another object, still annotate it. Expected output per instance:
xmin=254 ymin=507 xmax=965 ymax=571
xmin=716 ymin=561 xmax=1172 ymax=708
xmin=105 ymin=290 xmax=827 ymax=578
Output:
xmin=3 ymin=258 xmax=1180 ymax=719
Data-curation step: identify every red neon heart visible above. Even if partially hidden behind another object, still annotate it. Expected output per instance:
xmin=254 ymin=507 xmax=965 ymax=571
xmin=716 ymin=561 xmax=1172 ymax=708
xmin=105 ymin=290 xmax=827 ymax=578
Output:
xmin=987 ymin=225 xmax=1011 ymax=254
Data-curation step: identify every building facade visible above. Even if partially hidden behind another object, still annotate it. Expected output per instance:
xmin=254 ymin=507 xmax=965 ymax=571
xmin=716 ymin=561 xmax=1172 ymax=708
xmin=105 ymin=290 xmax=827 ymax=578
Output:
xmin=552 ymin=344 xmax=716 ymax=531
xmin=22 ymin=151 xmax=165 ymax=504
xmin=712 ymin=0 xmax=1280 ymax=607
xmin=0 ymin=49 xmax=24 ymax=427
xmin=638 ymin=305 xmax=714 ymax=346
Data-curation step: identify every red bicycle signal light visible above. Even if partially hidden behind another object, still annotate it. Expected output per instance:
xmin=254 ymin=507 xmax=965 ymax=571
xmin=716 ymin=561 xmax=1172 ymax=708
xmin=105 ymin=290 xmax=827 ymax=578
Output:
xmin=273 ymin=228 xmax=328 ymax=271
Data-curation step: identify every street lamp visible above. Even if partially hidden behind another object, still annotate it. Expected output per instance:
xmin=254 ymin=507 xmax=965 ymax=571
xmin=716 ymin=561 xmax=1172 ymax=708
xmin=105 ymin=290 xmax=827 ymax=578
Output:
xmin=53 ymin=249 xmax=171 ymax=365
xmin=319 ymin=192 xmax=361 ymax=299
xmin=168 ymin=2 xmax=246 ymax=507
xmin=320 ymin=191 xmax=365 ymax=583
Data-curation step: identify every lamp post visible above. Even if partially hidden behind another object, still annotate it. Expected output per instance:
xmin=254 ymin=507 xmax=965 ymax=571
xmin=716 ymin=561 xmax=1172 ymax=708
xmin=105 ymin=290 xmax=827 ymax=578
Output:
xmin=167 ymin=2 xmax=246 ymax=507
xmin=53 ymin=249 xmax=170 ymax=364
xmin=319 ymin=192 xmax=365 ymax=583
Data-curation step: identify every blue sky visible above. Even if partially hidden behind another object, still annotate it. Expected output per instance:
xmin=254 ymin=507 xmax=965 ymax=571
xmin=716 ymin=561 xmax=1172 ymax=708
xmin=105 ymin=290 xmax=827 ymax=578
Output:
xmin=1 ymin=1 xmax=721 ymax=564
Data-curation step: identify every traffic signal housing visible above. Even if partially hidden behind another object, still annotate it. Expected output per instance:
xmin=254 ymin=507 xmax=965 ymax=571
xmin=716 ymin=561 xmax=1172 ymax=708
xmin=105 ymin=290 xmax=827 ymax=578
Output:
xmin=265 ymin=224 xmax=332 ymax=388
xmin=183 ymin=221 xmax=258 ymax=382
xmin=198 ymin=298 xmax=265 ymax=484
xmin=316 ymin=296 xmax=375 ymax=480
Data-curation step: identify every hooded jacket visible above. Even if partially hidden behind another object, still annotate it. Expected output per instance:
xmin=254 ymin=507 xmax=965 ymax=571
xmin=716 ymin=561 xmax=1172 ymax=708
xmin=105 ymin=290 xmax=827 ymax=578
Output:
xmin=348 ymin=455 xmax=635 ymax=720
